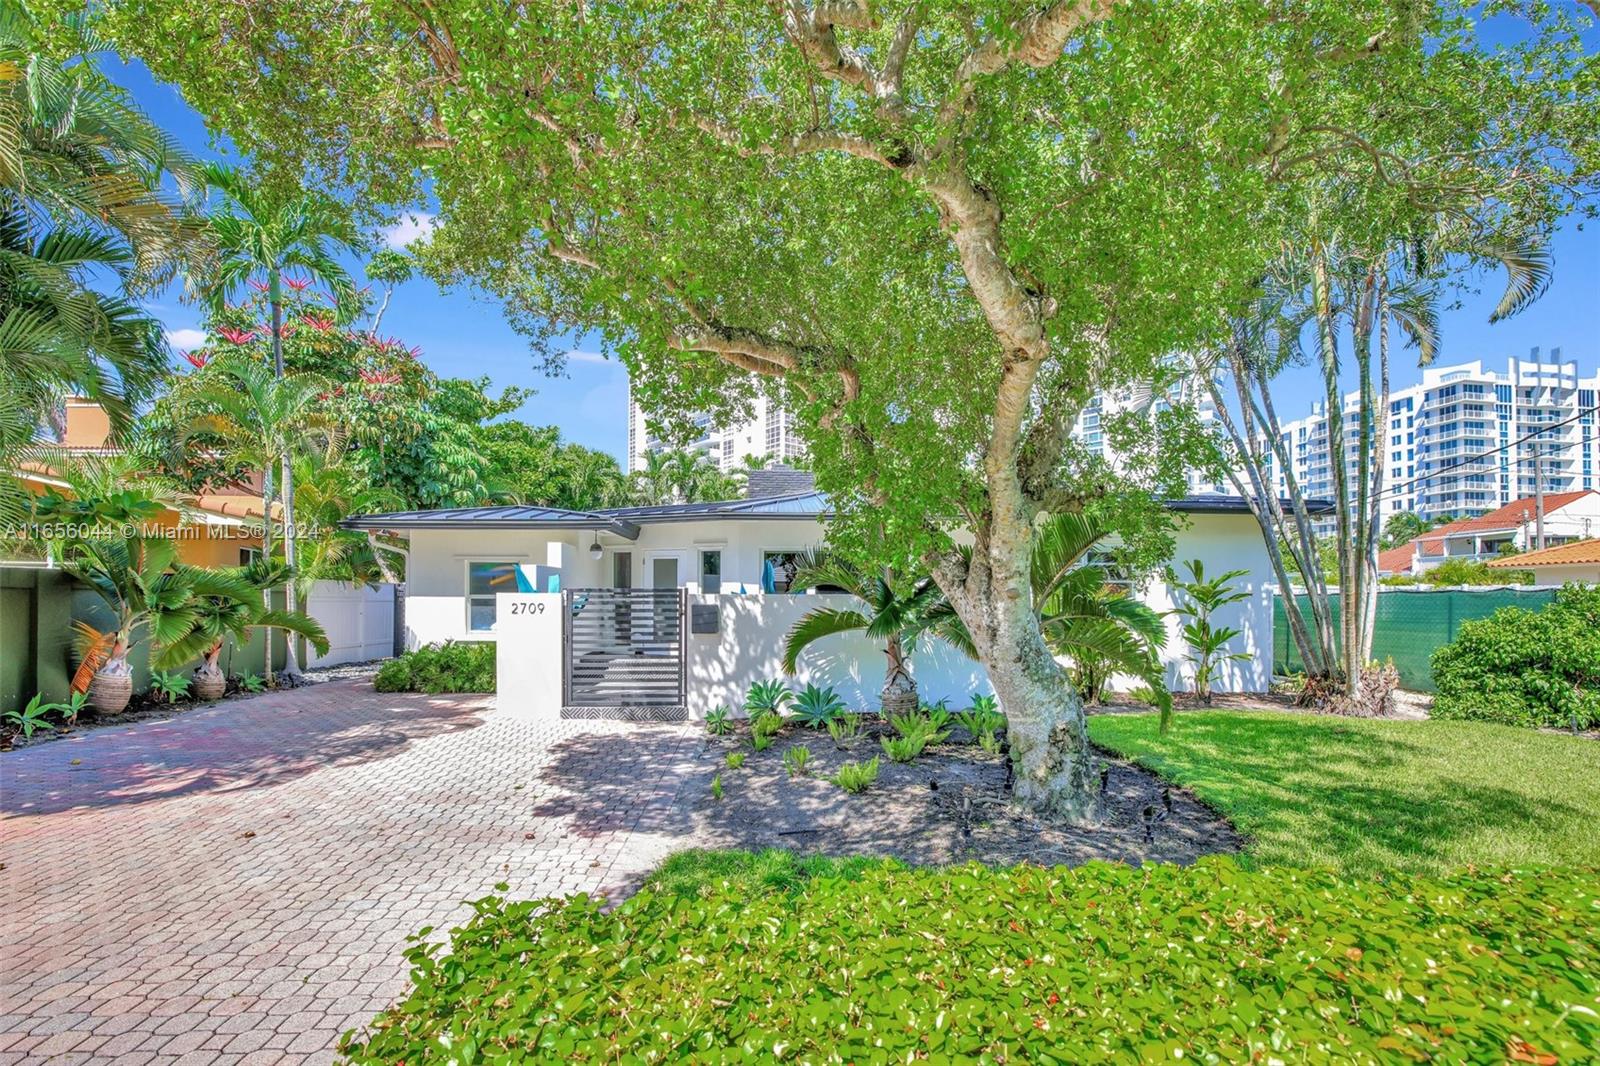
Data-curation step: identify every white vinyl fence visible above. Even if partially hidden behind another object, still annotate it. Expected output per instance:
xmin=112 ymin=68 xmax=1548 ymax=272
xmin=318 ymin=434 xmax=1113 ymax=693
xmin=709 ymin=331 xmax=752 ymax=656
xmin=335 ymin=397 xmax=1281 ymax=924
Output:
xmin=305 ymin=581 xmax=396 ymax=667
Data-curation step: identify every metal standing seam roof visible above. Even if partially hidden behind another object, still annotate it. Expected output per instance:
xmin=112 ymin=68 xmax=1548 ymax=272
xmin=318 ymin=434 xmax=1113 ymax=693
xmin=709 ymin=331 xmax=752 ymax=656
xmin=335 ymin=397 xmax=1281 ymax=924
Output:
xmin=341 ymin=492 xmax=1331 ymax=536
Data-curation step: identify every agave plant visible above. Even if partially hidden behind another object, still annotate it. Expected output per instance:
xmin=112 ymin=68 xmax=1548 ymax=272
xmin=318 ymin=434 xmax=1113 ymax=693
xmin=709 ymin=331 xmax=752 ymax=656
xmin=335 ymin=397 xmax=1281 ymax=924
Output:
xmin=788 ymin=683 xmax=846 ymax=728
xmin=744 ymin=679 xmax=793 ymax=719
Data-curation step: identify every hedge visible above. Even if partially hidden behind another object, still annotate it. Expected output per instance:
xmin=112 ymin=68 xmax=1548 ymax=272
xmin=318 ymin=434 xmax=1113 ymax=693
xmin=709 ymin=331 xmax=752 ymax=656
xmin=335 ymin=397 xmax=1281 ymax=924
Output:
xmin=373 ymin=641 xmax=496 ymax=694
xmin=339 ymin=861 xmax=1598 ymax=1063
xmin=1431 ymin=583 xmax=1600 ymax=729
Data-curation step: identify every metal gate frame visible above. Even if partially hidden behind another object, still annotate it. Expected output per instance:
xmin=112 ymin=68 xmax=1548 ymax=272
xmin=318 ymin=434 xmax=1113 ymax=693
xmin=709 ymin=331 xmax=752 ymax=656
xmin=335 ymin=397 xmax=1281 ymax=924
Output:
xmin=561 ymin=587 xmax=686 ymax=712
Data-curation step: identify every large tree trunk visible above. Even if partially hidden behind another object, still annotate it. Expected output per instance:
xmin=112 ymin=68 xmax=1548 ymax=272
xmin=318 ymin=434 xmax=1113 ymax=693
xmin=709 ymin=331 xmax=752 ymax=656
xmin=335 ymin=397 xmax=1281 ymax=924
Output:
xmin=934 ymin=504 xmax=1097 ymax=825
xmin=988 ymin=594 xmax=1096 ymax=823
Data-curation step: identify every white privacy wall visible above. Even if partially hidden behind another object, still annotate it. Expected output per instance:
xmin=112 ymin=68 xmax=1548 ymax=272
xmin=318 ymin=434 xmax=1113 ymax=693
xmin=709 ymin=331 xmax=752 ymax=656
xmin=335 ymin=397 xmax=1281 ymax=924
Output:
xmin=685 ymin=592 xmax=991 ymax=718
xmin=304 ymin=580 xmax=395 ymax=667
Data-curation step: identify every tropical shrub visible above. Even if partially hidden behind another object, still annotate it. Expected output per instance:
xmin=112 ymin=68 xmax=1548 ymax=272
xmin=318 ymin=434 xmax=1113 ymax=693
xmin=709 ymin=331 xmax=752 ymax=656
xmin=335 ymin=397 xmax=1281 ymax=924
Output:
xmin=340 ymin=862 xmax=1599 ymax=1065
xmin=149 ymin=670 xmax=190 ymax=703
xmin=3 ymin=694 xmax=66 ymax=741
xmin=782 ymin=745 xmax=811 ymax=778
xmin=787 ymin=683 xmax=845 ymax=728
xmin=825 ymin=713 xmax=863 ymax=748
xmin=957 ymin=696 xmax=1005 ymax=750
xmin=238 ymin=673 xmax=267 ymax=693
xmin=705 ymin=705 xmax=732 ymax=736
xmin=829 ymin=757 xmax=880 ymax=794
xmin=724 ymin=751 xmax=745 ymax=770
xmin=1170 ymin=559 xmax=1251 ymax=707
xmin=373 ymin=641 xmax=496 ymax=694
xmin=1431 ymin=584 xmax=1600 ymax=730
xmin=743 ymin=679 xmax=792 ymax=718
xmin=879 ymin=733 xmax=924 ymax=763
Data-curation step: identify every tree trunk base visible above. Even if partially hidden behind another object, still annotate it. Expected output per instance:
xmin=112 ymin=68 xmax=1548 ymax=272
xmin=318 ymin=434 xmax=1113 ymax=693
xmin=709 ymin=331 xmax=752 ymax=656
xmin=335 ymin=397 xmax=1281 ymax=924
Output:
xmin=193 ymin=665 xmax=226 ymax=701
xmin=880 ymin=687 xmax=919 ymax=718
xmin=1007 ymin=714 xmax=1100 ymax=826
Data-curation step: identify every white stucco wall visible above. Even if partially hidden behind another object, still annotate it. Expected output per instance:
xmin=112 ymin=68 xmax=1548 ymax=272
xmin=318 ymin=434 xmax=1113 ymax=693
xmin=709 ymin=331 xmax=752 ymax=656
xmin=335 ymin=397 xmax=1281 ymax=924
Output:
xmin=407 ymin=508 xmax=1277 ymax=711
xmin=1128 ymin=512 xmax=1274 ymax=695
xmin=1521 ymin=562 xmax=1600 ymax=585
xmin=685 ymin=593 xmax=990 ymax=718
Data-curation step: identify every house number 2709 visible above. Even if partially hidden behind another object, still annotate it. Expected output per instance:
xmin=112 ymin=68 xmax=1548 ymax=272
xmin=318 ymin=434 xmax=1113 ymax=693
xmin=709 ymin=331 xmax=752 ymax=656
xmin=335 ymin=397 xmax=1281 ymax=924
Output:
xmin=510 ymin=602 xmax=546 ymax=615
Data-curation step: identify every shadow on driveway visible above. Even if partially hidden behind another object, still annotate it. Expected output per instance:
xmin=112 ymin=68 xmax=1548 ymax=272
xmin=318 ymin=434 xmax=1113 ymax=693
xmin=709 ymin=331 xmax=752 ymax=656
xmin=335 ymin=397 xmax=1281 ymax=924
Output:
xmin=0 ymin=680 xmax=489 ymax=818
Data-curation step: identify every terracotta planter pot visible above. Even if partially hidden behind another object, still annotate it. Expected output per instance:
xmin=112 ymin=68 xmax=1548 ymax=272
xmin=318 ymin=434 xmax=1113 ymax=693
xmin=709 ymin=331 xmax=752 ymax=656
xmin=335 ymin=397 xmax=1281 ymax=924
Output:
xmin=89 ymin=671 xmax=133 ymax=716
xmin=192 ymin=668 xmax=226 ymax=701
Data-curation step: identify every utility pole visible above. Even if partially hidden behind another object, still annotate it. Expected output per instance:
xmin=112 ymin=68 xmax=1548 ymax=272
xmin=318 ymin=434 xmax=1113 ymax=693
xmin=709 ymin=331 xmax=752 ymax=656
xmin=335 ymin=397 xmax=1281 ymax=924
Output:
xmin=1533 ymin=431 xmax=1545 ymax=551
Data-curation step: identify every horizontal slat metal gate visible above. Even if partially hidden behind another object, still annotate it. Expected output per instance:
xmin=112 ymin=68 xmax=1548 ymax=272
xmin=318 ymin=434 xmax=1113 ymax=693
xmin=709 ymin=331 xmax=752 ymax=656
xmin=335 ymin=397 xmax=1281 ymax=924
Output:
xmin=563 ymin=588 xmax=685 ymax=708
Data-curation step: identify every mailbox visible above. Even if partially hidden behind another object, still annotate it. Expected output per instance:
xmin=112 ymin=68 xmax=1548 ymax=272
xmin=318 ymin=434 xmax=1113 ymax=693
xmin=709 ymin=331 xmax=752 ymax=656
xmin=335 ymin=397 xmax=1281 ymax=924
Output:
xmin=690 ymin=603 xmax=720 ymax=635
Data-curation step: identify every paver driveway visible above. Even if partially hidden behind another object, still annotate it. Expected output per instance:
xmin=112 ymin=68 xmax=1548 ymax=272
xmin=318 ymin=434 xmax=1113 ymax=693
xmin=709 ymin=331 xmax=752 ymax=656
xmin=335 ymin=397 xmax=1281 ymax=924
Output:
xmin=0 ymin=680 xmax=701 ymax=1064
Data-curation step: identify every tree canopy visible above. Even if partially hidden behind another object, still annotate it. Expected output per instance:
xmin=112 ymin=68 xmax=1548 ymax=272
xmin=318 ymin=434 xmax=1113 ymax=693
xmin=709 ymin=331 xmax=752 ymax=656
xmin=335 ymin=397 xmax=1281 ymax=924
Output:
xmin=82 ymin=0 xmax=1600 ymax=818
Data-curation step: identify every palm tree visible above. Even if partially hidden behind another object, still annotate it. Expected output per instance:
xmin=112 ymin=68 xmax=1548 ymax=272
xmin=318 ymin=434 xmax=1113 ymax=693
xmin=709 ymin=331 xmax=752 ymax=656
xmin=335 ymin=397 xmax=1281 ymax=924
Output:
xmin=0 ymin=8 xmax=202 ymax=436
xmin=159 ymin=557 xmax=328 ymax=700
xmin=25 ymin=451 xmax=192 ymax=564
xmin=780 ymin=551 xmax=960 ymax=716
xmin=289 ymin=441 xmax=406 ymax=599
xmin=64 ymin=535 xmax=238 ymax=713
xmin=939 ymin=512 xmax=1173 ymax=726
xmin=182 ymin=356 xmax=328 ymax=682
xmin=1029 ymin=513 xmax=1169 ymax=706
xmin=195 ymin=164 xmax=358 ymax=679
xmin=629 ymin=450 xmax=679 ymax=505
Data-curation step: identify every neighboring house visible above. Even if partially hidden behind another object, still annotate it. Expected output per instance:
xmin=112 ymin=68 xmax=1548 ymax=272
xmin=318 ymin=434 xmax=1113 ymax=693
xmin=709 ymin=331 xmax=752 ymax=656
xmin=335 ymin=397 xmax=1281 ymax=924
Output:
xmin=12 ymin=399 xmax=268 ymax=568
xmin=1486 ymin=539 xmax=1600 ymax=585
xmin=1382 ymin=490 xmax=1600 ymax=575
xmin=346 ymin=467 xmax=1313 ymax=718
xmin=1376 ymin=542 xmax=1417 ymax=578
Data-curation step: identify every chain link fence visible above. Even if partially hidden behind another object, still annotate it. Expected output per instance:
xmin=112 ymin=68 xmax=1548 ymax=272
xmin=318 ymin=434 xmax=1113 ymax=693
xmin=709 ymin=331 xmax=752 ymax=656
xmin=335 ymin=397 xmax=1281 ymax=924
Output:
xmin=1273 ymin=587 xmax=1560 ymax=691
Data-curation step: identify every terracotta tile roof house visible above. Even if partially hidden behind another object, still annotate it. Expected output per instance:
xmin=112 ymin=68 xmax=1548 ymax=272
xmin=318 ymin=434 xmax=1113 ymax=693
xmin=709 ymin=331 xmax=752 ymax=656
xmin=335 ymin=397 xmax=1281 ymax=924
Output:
xmin=1377 ymin=542 xmax=1417 ymax=576
xmin=1487 ymin=537 xmax=1600 ymax=584
xmin=1408 ymin=490 xmax=1600 ymax=573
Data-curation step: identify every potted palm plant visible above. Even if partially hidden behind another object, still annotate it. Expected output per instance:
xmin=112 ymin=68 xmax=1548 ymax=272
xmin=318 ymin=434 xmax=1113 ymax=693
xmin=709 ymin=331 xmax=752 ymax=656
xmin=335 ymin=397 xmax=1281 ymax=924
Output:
xmin=166 ymin=559 xmax=329 ymax=700
xmin=64 ymin=535 xmax=327 ymax=713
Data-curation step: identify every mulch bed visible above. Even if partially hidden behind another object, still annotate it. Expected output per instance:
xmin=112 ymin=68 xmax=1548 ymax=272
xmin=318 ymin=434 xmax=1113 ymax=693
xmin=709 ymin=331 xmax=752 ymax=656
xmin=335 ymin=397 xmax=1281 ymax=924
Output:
xmin=686 ymin=718 xmax=1243 ymax=869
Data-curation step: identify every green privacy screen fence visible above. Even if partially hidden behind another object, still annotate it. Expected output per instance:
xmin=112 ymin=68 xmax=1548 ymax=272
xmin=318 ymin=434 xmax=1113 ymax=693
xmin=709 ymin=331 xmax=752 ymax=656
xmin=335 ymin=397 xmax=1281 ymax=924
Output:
xmin=1272 ymin=587 xmax=1559 ymax=692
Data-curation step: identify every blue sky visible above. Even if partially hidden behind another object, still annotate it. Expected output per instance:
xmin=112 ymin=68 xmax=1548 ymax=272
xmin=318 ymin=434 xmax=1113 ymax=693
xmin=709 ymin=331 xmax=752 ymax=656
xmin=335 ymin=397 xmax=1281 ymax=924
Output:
xmin=108 ymin=35 xmax=1596 ymax=465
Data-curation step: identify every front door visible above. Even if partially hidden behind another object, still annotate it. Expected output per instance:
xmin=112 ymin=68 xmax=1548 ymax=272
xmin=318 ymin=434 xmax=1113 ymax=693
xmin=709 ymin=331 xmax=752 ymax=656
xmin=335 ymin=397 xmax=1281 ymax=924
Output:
xmin=649 ymin=554 xmax=680 ymax=589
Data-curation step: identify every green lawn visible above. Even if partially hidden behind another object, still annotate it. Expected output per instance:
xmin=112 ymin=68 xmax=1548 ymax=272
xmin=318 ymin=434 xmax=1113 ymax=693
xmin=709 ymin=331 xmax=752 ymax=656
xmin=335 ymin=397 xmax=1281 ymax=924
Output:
xmin=1088 ymin=711 xmax=1600 ymax=877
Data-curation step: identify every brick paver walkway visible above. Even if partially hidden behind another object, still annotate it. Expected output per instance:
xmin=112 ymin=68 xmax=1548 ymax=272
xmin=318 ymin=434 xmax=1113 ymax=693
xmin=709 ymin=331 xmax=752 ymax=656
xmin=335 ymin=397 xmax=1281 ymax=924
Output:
xmin=0 ymin=680 xmax=701 ymax=1064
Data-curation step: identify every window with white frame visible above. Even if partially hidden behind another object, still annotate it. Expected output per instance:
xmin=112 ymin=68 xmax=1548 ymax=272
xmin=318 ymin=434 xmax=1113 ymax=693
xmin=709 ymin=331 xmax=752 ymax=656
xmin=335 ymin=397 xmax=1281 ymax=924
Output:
xmin=467 ymin=561 xmax=519 ymax=632
xmin=699 ymin=549 xmax=722 ymax=593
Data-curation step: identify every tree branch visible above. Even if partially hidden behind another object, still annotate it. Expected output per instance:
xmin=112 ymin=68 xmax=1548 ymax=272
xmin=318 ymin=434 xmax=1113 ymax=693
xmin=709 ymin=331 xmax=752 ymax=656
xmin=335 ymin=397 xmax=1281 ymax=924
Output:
xmin=939 ymin=0 xmax=1122 ymax=127
xmin=692 ymin=115 xmax=897 ymax=168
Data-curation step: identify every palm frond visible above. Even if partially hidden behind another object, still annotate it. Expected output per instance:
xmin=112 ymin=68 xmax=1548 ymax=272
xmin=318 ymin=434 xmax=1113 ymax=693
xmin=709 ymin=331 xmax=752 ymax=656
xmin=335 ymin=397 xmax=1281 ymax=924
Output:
xmin=781 ymin=607 xmax=869 ymax=674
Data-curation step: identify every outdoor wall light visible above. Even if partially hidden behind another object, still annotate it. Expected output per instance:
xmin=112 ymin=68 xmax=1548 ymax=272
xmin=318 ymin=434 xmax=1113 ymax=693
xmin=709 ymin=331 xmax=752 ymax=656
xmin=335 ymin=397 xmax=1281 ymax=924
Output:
xmin=589 ymin=533 xmax=603 ymax=560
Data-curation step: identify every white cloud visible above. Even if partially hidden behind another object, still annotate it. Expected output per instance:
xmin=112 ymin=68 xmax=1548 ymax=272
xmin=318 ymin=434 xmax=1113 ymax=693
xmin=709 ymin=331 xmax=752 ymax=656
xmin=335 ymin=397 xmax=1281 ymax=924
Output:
xmin=565 ymin=349 xmax=613 ymax=366
xmin=382 ymin=212 xmax=437 ymax=249
xmin=165 ymin=328 xmax=207 ymax=351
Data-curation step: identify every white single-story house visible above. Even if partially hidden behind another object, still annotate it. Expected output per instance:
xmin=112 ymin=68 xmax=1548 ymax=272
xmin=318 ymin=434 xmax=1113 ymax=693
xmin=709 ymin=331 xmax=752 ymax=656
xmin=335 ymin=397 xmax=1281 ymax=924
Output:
xmin=344 ymin=469 xmax=1310 ymax=720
